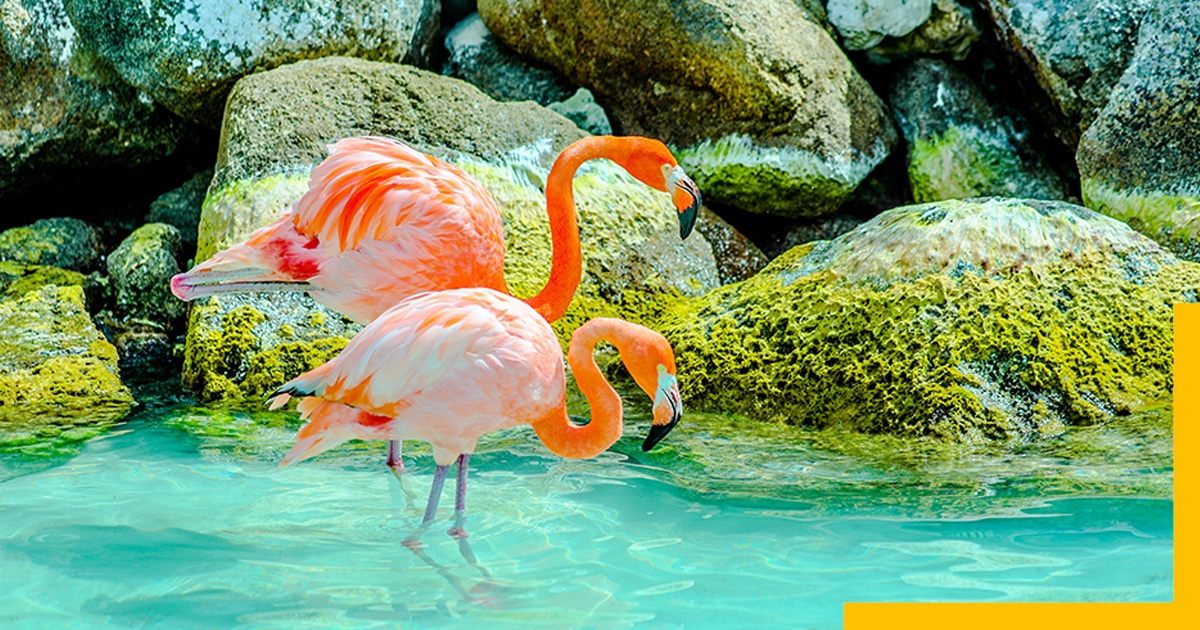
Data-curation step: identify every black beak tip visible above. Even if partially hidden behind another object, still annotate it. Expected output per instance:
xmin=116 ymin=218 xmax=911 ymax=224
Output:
xmin=678 ymin=203 xmax=699 ymax=240
xmin=642 ymin=416 xmax=681 ymax=452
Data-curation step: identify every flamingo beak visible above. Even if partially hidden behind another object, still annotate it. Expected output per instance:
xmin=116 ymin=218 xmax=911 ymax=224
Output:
xmin=643 ymin=374 xmax=682 ymax=452
xmin=171 ymin=264 xmax=313 ymax=301
xmin=668 ymin=167 xmax=701 ymax=240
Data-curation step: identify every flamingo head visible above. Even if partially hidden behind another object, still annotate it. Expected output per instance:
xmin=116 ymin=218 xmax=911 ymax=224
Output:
xmin=621 ymin=329 xmax=682 ymax=452
xmin=617 ymin=138 xmax=702 ymax=240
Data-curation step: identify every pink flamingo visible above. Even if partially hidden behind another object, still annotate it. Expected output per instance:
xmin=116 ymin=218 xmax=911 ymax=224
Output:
xmin=170 ymin=135 xmax=701 ymax=324
xmin=268 ymin=287 xmax=682 ymax=539
xmin=172 ymin=135 xmax=698 ymax=473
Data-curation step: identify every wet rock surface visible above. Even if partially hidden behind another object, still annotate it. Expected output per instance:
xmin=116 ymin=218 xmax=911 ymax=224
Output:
xmin=888 ymin=58 xmax=1070 ymax=203
xmin=0 ymin=217 xmax=104 ymax=271
xmin=663 ymin=198 xmax=1195 ymax=441
xmin=62 ymin=0 xmax=441 ymax=127
xmin=1076 ymin=0 xmax=1200 ymax=262
xmin=0 ymin=284 xmax=134 ymax=450
xmin=478 ymin=0 xmax=897 ymax=219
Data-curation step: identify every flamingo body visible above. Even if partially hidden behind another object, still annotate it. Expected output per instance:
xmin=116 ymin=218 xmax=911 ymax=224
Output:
xmin=172 ymin=135 xmax=701 ymax=324
xmin=276 ymin=288 xmax=565 ymax=465
xmin=271 ymin=287 xmax=684 ymax=532
xmin=174 ymin=138 xmax=509 ymax=323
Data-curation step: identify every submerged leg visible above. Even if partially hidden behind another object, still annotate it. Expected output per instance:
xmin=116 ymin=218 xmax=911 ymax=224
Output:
xmin=449 ymin=453 xmax=471 ymax=539
xmin=386 ymin=440 xmax=405 ymax=473
xmin=402 ymin=463 xmax=450 ymax=549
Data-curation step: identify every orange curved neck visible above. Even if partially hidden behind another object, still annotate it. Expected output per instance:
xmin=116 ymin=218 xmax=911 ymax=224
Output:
xmin=524 ymin=137 xmax=622 ymax=322
xmin=531 ymin=318 xmax=641 ymax=459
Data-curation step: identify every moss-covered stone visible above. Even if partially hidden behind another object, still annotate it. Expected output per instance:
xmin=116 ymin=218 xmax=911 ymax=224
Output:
xmin=181 ymin=293 xmax=358 ymax=403
xmin=661 ymin=198 xmax=1194 ymax=442
xmin=0 ymin=217 xmax=104 ymax=271
xmin=890 ymin=59 xmax=1070 ymax=204
xmin=1082 ymin=180 xmax=1200 ymax=262
xmin=0 ymin=285 xmax=133 ymax=453
xmin=477 ymin=0 xmax=897 ymax=218
xmin=676 ymin=135 xmax=874 ymax=217
xmin=1076 ymin=2 xmax=1200 ymax=262
xmin=0 ymin=262 xmax=87 ymax=301
xmin=106 ymin=222 xmax=185 ymax=329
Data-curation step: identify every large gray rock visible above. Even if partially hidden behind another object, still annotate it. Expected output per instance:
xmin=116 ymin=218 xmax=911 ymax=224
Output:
xmin=979 ymin=0 xmax=1151 ymax=148
xmin=185 ymin=56 xmax=721 ymax=401
xmin=442 ymin=11 xmax=574 ymax=106
xmin=477 ymin=0 xmax=897 ymax=218
xmin=63 ymin=0 xmax=441 ymax=127
xmin=663 ymin=198 xmax=1195 ymax=441
xmin=1 ymin=0 xmax=189 ymax=197
xmin=0 ymin=217 xmax=104 ymax=272
xmin=889 ymin=58 xmax=1070 ymax=203
xmin=1077 ymin=1 xmax=1200 ymax=261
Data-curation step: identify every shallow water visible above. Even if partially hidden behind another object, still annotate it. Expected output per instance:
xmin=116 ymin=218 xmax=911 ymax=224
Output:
xmin=0 ymin=400 xmax=1173 ymax=629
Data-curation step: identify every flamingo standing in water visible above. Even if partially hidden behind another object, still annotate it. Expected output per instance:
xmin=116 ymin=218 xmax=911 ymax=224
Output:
xmin=268 ymin=287 xmax=683 ymax=540
xmin=171 ymin=135 xmax=700 ymax=472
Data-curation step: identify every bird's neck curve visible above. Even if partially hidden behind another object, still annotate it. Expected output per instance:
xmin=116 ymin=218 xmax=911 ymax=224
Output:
xmin=531 ymin=318 xmax=637 ymax=459
xmin=524 ymin=137 xmax=618 ymax=322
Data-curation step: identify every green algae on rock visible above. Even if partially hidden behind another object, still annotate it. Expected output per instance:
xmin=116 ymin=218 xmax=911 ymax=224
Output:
xmin=478 ymin=0 xmax=897 ymax=218
xmin=181 ymin=293 xmax=358 ymax=402
xmin=0 ymin=217 xmax=104 ymax=272
xmin=889 ymin=59 xmax=1070 ymax=204
xmin=106 ymin=223 xmax=185 ymax=329
xmin=0 ymin=285 xmax=133 ymax=453
xmin=661 ymin=198 xmax=1195 ymax=442
xmin=0 ymin=261 xmax=86 ymax=301
xmin=1076 ymin=1 xmax=1200 ymax=262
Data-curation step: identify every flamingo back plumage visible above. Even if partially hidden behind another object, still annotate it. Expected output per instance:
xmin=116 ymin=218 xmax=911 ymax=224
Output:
xmin=274 ymin=288 xmax=567 ymax=465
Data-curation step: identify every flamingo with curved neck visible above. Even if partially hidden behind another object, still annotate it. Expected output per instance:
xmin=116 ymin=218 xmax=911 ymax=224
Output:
xmin=270 ymin=287 xmax=682 ymax=537
xmin=171 ymin=135 xmax=701 ymax=324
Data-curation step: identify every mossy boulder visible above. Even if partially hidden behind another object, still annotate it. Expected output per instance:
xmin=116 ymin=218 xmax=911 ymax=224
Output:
xmin=889 ymin=58 xmax=1070 ymax=203
xmin=662 ymin=198 xmax=1196 ymax=442
xmin=62 ymin=0 xmax=440 ymax=127
xmin=1077 ymin=1 xmax=1200 ymax=262
xmin=477 ymin=0 xmax=897 ymax=218
xmin=181 ymin=293 xmax=358 ymax=402
xmin=0 ymin=261 xmax=86 ymax=301
xmin=0 ymin=217 xmax=104 ymax=272
xmin=0 ymin=284 xmax=134 ymax=453
xmin=106 ymin=222 xmax=185 ymax=329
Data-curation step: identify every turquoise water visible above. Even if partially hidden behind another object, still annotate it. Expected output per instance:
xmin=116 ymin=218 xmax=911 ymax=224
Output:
xmin=0 ymin=400 xmax=1173 ymax=629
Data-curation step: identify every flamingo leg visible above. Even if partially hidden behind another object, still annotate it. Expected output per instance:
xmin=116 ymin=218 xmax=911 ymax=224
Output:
xmin=386 ymin=440 xmax=405 ymax=473
xmin=449 ymin=453 xmax=470 ymax=539
xmin=403 ymin=463 xmax=450 ymax=549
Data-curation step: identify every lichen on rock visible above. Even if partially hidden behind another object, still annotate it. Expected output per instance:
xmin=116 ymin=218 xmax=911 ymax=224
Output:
xmin=181 ymin=293 xmax=358 ymax=402
xmin=0 ymin=284 xmax=133 ymax=453
xmin=661 ymin=198 xmax=1195 ymax=442
xmin=106 ymin=222 xmax=185 ymax=329
xmin=0 ymin=217 xmax=104 ymax=271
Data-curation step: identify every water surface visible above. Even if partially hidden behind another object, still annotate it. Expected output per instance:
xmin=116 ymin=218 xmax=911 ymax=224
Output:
xmin=0 ymin=401 xmax=1174 ymax=628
